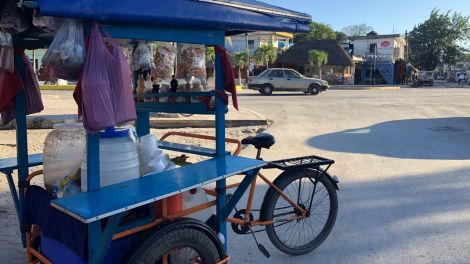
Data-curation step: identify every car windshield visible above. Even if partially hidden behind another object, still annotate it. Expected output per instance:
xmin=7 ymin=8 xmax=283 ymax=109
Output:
xmin=284 ymin=70 xmax=301 ymax=78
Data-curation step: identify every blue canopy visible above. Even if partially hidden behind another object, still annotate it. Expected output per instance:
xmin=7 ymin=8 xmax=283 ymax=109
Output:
xmin=38 ymin=0 xmax=311 ymax=35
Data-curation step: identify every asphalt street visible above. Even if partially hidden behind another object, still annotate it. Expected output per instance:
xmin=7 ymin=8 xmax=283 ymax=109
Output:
xmin=228 ymin=85 xmax=470 ymax=263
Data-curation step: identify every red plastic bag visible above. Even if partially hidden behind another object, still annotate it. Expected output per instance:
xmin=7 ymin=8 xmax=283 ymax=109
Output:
xmin=0 ymin=70 xmax=22 ymax=112
xmin=1 ymin=53 xmax=44 ymax=125
xmin=81 ymin=23 xmax=135 ymax=133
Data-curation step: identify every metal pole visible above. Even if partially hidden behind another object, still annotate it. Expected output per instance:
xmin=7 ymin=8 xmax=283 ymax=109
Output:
xmin=245 ymin=33 xmax=249 ymax=81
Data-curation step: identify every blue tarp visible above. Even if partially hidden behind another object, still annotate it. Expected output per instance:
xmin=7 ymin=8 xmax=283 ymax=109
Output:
xmin=38 ymin=0 xmax=311 ymax=34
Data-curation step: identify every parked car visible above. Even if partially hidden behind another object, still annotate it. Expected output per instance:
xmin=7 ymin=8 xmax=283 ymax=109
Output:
xmin=413 ymin=71 xmax=434 ymax=86
xmin=247 ymin=68 xmax=329 ymax=95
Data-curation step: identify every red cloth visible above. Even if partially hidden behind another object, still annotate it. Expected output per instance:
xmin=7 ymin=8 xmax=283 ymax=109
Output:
xmin=0 ymin=70 xmax=23 ymax=112
xmin=214 ymin=45 xmax=238 ymax=110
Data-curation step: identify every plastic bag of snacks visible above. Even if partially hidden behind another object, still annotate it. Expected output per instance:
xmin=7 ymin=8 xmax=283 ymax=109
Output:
xmin=151 ymin=42 xmax=176 ymax=82
xmin=0 ymin=31 xmax=14 ymax=72
xmin=132 ymin=41 xmax=154 ymax=71
xmin=42 ymin=19 xmax=85 ymax=80
xmin=176 ymin=44 xmax=207 ymax=84
xmin=52 ymin=166 xmax=82 ymax=198
xmin=0 ymin=0 xmax=29 ymax=34
xmin=32 ymin=12 xmax=63 ymax=33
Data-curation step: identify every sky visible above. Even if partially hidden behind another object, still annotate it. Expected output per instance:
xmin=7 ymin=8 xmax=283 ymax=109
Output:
xmin=263 ymin=0 xmax=470 ymax=35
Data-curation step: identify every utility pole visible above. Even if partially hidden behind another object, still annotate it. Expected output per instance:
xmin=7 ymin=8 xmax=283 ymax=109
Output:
xmin=245 ymin=33 xmax=249 ymax=81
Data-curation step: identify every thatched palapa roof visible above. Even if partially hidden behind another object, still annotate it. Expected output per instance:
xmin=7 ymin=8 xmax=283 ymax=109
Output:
xmin=276 ymin=40 xmax=354 ymax=66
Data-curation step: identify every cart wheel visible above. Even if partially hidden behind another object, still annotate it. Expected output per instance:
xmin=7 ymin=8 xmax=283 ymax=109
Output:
xmin=260 ymin=169 xmax=338 ymax=255
xmin=127 ymin=218 xmax=223 ymax=264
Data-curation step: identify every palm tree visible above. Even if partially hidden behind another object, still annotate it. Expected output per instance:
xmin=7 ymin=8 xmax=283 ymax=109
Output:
xmin=231 ymin=52 xmax=248 ymax=86
xmin=308 ymin=49 xmax=328 ymax=78
xmin=254 ymin=44 xmax=277 ymax=68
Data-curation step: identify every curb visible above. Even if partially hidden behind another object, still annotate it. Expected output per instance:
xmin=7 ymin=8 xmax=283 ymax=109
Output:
xmin=330 ymin=86 xmax=400 ymax=91
xmin=0 ymin=115 xmax=268 ymax=130
xmin=40 ymin=85 xmax=75 ymax=91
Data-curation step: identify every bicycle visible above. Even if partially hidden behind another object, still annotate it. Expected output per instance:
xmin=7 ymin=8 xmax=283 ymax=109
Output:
xmin=204 ymin=133 xmax=340 ymax=257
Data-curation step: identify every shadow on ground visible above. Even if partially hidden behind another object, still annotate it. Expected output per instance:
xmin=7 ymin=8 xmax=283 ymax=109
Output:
xmin=307 ymin=117 xmax=470 ymax=160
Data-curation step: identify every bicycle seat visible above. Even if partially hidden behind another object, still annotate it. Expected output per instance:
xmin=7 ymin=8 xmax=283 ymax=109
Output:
xmin=241 ymin=133 xmax=276 ymax=149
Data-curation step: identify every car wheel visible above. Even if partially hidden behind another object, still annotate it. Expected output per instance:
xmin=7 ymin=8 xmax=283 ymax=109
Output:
xmin=308 ymin=84 xmax=320 ymax=95
xmin=261 ymin=84 xmax=273 ymax=95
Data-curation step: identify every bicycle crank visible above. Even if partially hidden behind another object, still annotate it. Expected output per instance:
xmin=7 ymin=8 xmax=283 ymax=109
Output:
xmin=248 ymin=225 xmax=270 ymax=258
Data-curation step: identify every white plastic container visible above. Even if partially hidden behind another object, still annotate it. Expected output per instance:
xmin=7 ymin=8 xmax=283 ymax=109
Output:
xmin=43 ymin=119 xmax=85 ymax=192
xmin=191 ymin=77 xmax=202 ymax=103
xmin=81 ymin=127 xmax=140 ymax=192
xmin=182 ymin=188 xmax=213 ymax=222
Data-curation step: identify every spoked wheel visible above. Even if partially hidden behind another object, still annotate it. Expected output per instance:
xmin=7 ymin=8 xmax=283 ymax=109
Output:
xmin=128 ymin=218 xmax=223 ymax=264
xmin=260 ymin=169 xmax=338 ymax=255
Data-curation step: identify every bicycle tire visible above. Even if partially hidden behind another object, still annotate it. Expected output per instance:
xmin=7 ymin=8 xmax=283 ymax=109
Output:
xmin=260 ymin=169 xmax=338 ymax=255
xmin=127 ymin=219 xmax=222 ymax=264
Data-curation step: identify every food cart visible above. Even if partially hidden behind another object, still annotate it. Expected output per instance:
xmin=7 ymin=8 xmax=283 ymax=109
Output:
xmin=0 ymin=1 xmax=340 ymax=263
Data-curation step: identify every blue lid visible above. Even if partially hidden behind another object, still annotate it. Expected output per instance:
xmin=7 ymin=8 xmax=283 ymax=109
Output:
xmin=99 ymin=127 xmax=129 ymax=138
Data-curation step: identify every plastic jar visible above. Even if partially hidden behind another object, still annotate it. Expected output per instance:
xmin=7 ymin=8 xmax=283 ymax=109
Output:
xmin=43 ymin=119 xmax=85 ymax=192
xmin=81 ymin=127 xmax=140 ymax=192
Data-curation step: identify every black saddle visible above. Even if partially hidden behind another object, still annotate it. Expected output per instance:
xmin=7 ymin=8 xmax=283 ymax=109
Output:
xmin=241 ymin=133 xmax=276 ymax=149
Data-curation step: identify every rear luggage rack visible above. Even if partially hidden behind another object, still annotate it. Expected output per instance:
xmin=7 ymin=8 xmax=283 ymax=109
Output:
xmin=264 ymin=155 xmax=334 ymax=171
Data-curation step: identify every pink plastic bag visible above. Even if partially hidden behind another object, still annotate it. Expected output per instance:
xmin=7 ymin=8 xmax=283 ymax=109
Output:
xmin=81 ymin=23 xmax=136 ymax=133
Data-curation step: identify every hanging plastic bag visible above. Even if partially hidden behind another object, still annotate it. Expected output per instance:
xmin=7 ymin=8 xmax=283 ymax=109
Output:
xmin=1 ymin=53 xmax=44 ymax=125
xmin=42 ymin=19 xmax=85 ymax=81
xmin=132 ymin=41 xmax=154 ymax=71
xmin=0 ymin=0 xmax=29 ymax=34
xmin=0 ymin=30 xmax=14 ymax=72
xmin=151 ymin=42 xmax=176 ymax=82
xmin=81 ymin=23 xmax=136 ymax=133
xmin=32 ymin=11 xmax=63 ymax=33
xmin=176 ymin=44 xmax=207 ymax=86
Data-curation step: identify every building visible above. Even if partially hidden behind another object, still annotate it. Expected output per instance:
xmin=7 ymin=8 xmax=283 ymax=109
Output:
xmin=350 ymin=32 xmax=407 ymax=85
xmin=226 ymin=31 xmax=293 ymax=56
xmin=275 ymin=39 xmax=355 ymax=84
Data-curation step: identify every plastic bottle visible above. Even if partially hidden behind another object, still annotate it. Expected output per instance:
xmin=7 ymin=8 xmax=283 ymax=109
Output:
xmin=81 ymin=127 xmax=140 ymax=192
xmin=136 ymin=74 xmax=145 ymax=102
xmin=159 ymin=80 xmax=170 ymax=103
xmin=143 ymin=78 xmax=153 ymax=102
xmin=191 ymin=77 xmax=202 ymax=103
xmin=43 ymin=119 xmax=85 ymax=192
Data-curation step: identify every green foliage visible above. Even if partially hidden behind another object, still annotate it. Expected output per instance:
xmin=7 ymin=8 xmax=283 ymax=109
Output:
xmin=206 ymin=46 xmax=215 ymax=62
xmin=294 ymin=22 xmax=337 ymax=42
xmin=253 ymin=44 xmax=278 ymax=67
xmin=231 ymin=52 xmax=248 ymax=69
xmin=335 ymin=31 xmax=349 ymax=42
xmin=409 ymin=9 xmax=470 ymax=70
xmin=308 ymin=49 xmax=328 ymax=77
xmin=308 ymin=49 xmax=329 ymax=66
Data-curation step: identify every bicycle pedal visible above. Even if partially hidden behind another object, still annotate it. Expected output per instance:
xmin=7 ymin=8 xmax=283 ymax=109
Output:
xmin=257 ymin=243 xmax=270 ymax=258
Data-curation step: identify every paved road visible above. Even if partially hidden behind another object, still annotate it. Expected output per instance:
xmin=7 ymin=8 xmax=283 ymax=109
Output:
xmin=228 ymin=87 xmax=470 ymax=263
xmin=2 ymin=86 xmax=470 ymax=263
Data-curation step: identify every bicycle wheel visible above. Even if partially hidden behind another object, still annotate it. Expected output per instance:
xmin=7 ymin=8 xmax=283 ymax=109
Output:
xmin=260 ymin=169 xmax=338 ymax=255
xmin=127 ymin=219 xmax=222 ymax=264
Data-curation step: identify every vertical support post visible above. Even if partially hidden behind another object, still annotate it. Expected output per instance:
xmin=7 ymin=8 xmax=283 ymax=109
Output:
xmin=86 ymin=133 xmax=101 ymax=261
xmin=214 ymin=34 xmax=228 ymax=253
xmin=15 ymin=53 xmax=28 ymax=247
xmin=134 ymin=69 xmax=150 ymax=137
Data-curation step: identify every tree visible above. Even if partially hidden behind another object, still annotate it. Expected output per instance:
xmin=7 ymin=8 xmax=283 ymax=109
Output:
xmin=231 ymin=52 xmax=248 ymax=86
xmin=294 ymin=22 xmax=337 ymax=42
xmin=308 ymin=49 xmax=328 ymax=78
xmin=335 ymin=31 xmax=349 ymax=42
xmin=341 ymin=24 xmax=373 ymax=36
xmin=409 ymin=9 xmax=470 ymax=70
xmin=253 ymin=44 xmax=277 ymax=68
xmin=206 ymin=46 xmax=215 ymax=62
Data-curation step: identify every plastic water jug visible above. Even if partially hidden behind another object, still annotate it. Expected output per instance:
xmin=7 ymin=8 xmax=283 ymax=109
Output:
xmin=81 ymin=127 xmax=140 ymax=191
xmin=182 ymin=188 xmax=213 ymax=222
xmin=43 ymin=119 xmax=85 ymax=192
